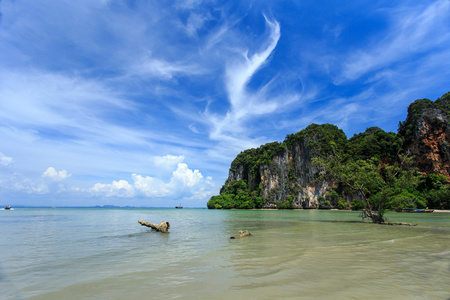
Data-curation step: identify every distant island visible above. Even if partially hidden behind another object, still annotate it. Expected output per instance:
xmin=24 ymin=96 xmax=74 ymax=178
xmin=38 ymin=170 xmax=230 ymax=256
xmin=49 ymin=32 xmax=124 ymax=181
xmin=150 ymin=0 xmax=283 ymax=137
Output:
xmin=207 ymin=91 xmax=449 ymax=223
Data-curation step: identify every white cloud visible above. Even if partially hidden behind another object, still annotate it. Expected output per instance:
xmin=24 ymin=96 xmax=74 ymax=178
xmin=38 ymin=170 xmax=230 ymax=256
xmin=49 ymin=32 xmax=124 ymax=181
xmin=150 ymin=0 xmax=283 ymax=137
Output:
xmin=131 ymin=174 xmax=169 ymax=197
xmin=0 ymin=152 xmax=13 ymax=167
xmin=129 ymin=57 xmax=204 ymax=79
xmin=169 ymin=163 xmax=203 ymax=188
xmin=188 ymin=124 xmax=199 ymax=134
xmin=91 ymin=180 xmax=135 ymax=198
xmin=204 ymin=23 xmax=231 ymax=50
xmin=151 ymin=155 xmax=186 ymax=178
xmin=89 ymin=161 xmax=214 ymax=201
xmin=42 ymin=167 xmax=72 ymax=181
xmin=0 ymin=173 xmax=50 ymax=194
xmin=184 ymin=12 xmax=212 ymax=37
xmin=153 ymin=155 xmax=185 ymax=169
xmin=13 ymin=179 xmax=49 ymax=194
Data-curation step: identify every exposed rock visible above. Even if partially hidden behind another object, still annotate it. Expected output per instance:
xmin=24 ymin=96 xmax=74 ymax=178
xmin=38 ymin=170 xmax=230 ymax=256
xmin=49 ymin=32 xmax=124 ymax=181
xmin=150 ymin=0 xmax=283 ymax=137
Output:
xmin=400 ymin=93 xmax=450 ymax=179
xmin=257 ymin=140 xmax=330 ymax=208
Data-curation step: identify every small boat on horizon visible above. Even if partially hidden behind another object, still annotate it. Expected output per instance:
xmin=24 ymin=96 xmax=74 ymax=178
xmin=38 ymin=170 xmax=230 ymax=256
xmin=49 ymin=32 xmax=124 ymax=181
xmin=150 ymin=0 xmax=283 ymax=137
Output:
xmin=175 ymin=205 xmax=183 ymax=209
xmin=402 ymin=208 xmax=434 ymax=213
xmin=4 ymin=205 xmax=11 ymax=210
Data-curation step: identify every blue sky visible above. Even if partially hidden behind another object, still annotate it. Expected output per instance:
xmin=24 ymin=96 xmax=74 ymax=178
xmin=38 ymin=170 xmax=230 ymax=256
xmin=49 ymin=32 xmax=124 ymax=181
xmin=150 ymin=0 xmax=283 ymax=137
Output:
xmin=1 ymin=0 xmax=449 ymax=207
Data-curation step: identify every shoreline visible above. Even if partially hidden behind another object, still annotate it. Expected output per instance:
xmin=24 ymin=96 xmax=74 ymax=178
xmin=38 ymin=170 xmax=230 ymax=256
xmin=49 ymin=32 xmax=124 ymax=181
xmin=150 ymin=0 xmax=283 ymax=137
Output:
xmin=232 ymin=208 xmax=450 ymax=213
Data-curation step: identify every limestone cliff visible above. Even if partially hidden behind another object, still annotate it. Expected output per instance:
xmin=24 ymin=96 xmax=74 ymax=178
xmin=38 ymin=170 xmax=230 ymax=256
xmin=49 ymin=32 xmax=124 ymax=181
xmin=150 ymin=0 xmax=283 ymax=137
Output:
xmin=399 ymin=92 xmax=450 ymax=179
xmin=223 ymin=124 xmax=346 ymax=208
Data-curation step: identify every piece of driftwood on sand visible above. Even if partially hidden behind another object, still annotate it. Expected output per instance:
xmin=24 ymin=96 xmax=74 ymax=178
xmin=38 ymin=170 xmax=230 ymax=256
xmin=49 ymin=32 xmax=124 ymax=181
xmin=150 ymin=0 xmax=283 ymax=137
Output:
xmin=138 ymin=220 xmax=170 ymax=233
xmin=230 ymin=230 xmax=251 ymax=239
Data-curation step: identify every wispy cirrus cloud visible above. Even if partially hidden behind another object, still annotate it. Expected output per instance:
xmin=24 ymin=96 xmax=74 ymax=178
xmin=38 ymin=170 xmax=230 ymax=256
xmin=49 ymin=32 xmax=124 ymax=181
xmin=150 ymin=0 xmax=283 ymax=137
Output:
xmin=225 ymin=16 xmax=281 ymax=109
xmin=336 ymin=1 xmax=450 ymax=84
xmin=127 ymin=56 xmax=205 ymax=80
xmin=205 ymin=16 xmax=303 ymax=155
xmin=0 ymin=152 xmax=13 ymax=167
xmin=0 ymin=70 xmax=147 ymax=146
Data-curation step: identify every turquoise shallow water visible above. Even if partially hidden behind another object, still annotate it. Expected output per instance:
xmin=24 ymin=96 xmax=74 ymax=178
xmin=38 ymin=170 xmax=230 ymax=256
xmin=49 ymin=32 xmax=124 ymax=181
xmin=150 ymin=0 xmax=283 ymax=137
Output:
xmin=0 ymin=208 xmax=449 ymax=299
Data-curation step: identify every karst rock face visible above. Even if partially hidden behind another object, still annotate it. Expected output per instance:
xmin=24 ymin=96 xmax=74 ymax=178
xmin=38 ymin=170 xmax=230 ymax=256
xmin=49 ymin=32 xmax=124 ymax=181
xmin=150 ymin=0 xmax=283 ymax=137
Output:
xmin=227 ymin=142 xmax=326 ymax=208
xmin=224 ymin=125 xmax=342 ymax=208
xmin=400 ymin=93 xmax=450 ymax=179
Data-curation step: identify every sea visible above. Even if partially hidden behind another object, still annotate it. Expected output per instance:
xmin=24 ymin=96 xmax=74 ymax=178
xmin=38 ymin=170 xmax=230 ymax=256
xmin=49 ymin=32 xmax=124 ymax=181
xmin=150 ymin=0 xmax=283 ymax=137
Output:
xmin=0 ymin=207 xmax=449 ymax=299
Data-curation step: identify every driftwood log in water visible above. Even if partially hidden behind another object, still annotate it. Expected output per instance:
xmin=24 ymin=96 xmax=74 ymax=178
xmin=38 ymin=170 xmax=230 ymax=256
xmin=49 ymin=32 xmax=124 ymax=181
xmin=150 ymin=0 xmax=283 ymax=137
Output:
xmin=230 ymin=230 xmax=251 ymax=239
xmin=138 ymin=220 xmax=170 ymax=233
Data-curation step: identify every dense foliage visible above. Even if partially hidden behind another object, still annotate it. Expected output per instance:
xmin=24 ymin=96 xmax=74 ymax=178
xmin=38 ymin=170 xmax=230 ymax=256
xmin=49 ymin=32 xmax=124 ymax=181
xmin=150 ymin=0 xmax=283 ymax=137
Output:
xmin=207 ymin=180 xmax=263 ymax=209
xmin=317 ymin=119 xmax=449 ymax=220
xmin=208 ymin=93 xmax=450 ymax=213
xmin=314 ymin=154 xmax=423 ymax=223
xmin=284 ymin=123 xmax=347 ymax=157
xmin=346 ymin=127 xmax=402 ymax=162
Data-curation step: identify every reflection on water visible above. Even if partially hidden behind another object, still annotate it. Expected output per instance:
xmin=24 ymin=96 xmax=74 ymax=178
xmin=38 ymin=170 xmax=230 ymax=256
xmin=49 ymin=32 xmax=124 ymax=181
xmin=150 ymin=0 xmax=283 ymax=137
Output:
xmin=0 ymin=208 xmax=449 ymax=299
